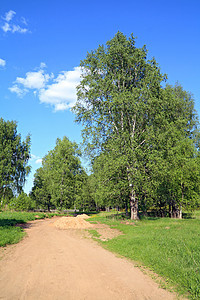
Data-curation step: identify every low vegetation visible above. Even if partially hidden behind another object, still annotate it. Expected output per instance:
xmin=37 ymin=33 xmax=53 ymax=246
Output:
xmin=90 ymin=211 xmax=200 ymax=299
xmin=0 ymin=211 xmax=55 ymax=247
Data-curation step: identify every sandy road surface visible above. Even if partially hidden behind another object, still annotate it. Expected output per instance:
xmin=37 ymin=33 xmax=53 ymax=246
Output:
xmin=0 ymin=218 xmax=176 ymax=300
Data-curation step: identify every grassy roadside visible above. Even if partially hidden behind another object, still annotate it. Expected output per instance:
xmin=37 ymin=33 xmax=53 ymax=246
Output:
xmin=0 ymin=210 xmax=92 ymax=247
xmin=0 ymin=211 xmax=57 ymax=247
xmin=89 ymin=212 xmax=200 ymax=299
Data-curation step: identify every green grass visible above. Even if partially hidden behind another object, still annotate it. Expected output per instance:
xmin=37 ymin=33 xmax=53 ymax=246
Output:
xmin=0 ymin=211 xmax=53 ymax=247
xmin=87 ymin=229 xmax=101 ymax=238
xmin=0 ymin=226 xmax=25 ymax=247
xmin=90 ymin=212 xmax=200 ymax=299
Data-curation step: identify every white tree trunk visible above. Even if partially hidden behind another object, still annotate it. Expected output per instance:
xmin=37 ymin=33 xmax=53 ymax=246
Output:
xmin=130 ymin=188 xmax=139 ymax=220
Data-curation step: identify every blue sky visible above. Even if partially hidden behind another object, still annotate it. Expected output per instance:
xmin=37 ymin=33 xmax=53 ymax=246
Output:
xmin=1 ymin=0 xmax=200 ymax=193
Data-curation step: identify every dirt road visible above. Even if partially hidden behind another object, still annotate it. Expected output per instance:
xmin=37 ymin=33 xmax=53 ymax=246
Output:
xmin=0 ymin=218 xmax=176 ymax=300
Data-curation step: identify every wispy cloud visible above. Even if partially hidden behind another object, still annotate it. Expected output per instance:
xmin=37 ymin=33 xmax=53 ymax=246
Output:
xmin=1 ymin=10 xmax=29 ymax=34
xmin=12 ymin=24 xmax=28 ymax=33
xmin=2 ymin=22 xmax=11 ymax=33
xmin=21 ymin=17 xmax=27 ymax=26
xmin=9 ymin=84 xmax=26 ymax=97
xmin=31 ymin=154 xmax=42 ymax=165
xmin=10 ymin=64 xmax=82 ymax=111
xmin=0 ymin=58 xmax=6 ymax=67
xmin=3 ymin=10 xmax=16 ymax=22
xmin=35 ymin=158 xmax=42 ymax=164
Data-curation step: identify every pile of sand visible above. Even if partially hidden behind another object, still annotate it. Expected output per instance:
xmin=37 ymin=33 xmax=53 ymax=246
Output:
xmin=76 ymin=214 xmax=90 ymax=219
xmin=54 ymin=215 xmax=93 ymax=229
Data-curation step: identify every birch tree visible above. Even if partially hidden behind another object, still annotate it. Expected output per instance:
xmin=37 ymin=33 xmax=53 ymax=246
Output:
xmin=31 ymin=137 xmax=85 ymax=210
xmin=148 ymin=84 xmax=200 ymax=218
xmin=73 ymin=32 xmax=165 ymax=219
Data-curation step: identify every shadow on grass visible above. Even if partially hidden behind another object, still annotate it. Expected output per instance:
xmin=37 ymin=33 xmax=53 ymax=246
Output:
xmin=74 ymin=211 xmax=99 ymax=216
xmin=182 ymin=212 xmax=193 ymax=219
xmin=106 ymin=213 xmax=129 ymax=220
xmin=139 ymin=216 xmax=161 ymax=221
xmin=106 ymin=212 xmax=194 ymax=221
xmin=0 ymin=219 xmax=32 ymax=228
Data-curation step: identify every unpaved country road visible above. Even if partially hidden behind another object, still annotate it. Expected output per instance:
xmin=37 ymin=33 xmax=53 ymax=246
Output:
xmin=0 ymin=218 xmax=176 ymax=300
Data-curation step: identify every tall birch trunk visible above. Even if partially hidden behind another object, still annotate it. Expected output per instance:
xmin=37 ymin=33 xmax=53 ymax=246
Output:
xmin=127 ymin=166 xmax=139 ymax=220
xmin=130 ymin=188 xmax=139 ymax=220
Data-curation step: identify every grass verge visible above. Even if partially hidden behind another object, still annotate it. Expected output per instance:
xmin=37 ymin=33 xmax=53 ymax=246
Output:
xmin=0 ymin=211 xmax=56 ymax=247
xmin=87 ymin=229 xmax=101 ymax=239
xmin=90 ymin=213 xmax=200 ymax=299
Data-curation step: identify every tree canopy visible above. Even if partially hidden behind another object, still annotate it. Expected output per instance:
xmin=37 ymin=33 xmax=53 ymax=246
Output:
xmin=73 ymin=32 xmax=200 ymax=219
xmin=31 ymin=136 xmax=87 ymax=210
xmin=0 ymin=118 xmax=31 ymax=207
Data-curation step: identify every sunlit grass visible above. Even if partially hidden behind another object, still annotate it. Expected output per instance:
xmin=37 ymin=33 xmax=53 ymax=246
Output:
xmin=0 ymin=211 xmax=51 ymax=247
xmin=90 ymin=211 xmax=200 ymax=299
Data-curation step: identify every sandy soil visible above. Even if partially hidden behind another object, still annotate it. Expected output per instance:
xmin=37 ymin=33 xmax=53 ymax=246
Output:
xmin=0 ymin=218 xmax=177 ymax=300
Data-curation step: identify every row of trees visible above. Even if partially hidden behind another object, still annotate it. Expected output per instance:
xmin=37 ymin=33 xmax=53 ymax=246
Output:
xmin=0 ymin=119 xmax=95 ymax=212
xmin=72 ymin=32 xmax=200 ymax=219
xmin=30 ymin=137 xmax=95 ymax=211
xmin=1 ymin=32 xmax=200 ymax=219
xmin=86 ymin=84 xmax=200 ymax=219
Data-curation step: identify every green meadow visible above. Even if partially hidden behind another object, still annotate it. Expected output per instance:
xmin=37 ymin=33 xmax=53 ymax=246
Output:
xmin=90 ymin=212 xmax=200 ymax=299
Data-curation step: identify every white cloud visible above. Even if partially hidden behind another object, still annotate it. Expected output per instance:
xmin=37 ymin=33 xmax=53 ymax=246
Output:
xmin=10 ymin=66 xmax=53 ymax=96
xmin=10 ymin=64 xmax=82 ymax=112
xmin=39 ymin=67 xmax=81 ymax=111
xmin=54 ymin=103 xmax=70 ymax=111
xmin=3 ymin=10 xmax=16 ymax=22
xmin=0 ymin=58 xmax=6 ymax=67
xmin=9 ymin=84 xmax=26 ymax=97
xmin=2 ymin=22 xmax=11 ymax=33
xmin=39 ymin=62 xmax=47 ymax=69
xmin=21 ymin=17 xmax=27 ymax=26
xmin=35 ymin=158 xmax=42 ymax=164
xmin=1 ymin=10 xmax=28 ymax=34
xmin=31 ymin=154 xmax=42 ymax=165
xmin=16 ymin=70 xmax=51 ymax=89
xmin=31 ymin=154 xmax=37 ymax=160
xmin=12 ymin=24 xmax=28 ymax=33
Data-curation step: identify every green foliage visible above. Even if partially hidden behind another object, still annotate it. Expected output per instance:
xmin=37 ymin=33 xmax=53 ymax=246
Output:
xmin=0 ymin=118 xmax=31 ymax=207
xmin=73 ymin=32 xmax=200 ymax=219
xmin=8 ymin=192 xmax=35 ymax=211
xmin=146 ymin=84 xmax=200 ymax=217
xmin=73 ymin=32 xmax=167 ymax=219
xmin=31 ymin=136 xmax=87 ymax=210
xmin=91 ymin=153 xmax=129 ymax=210
xmin=30 ymin=166 xmax=53 ymax=210
xmin=90 ymin=212 xmax=200 ymax=298
xmin=74 ymin=173 xmax=96 ymax=211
